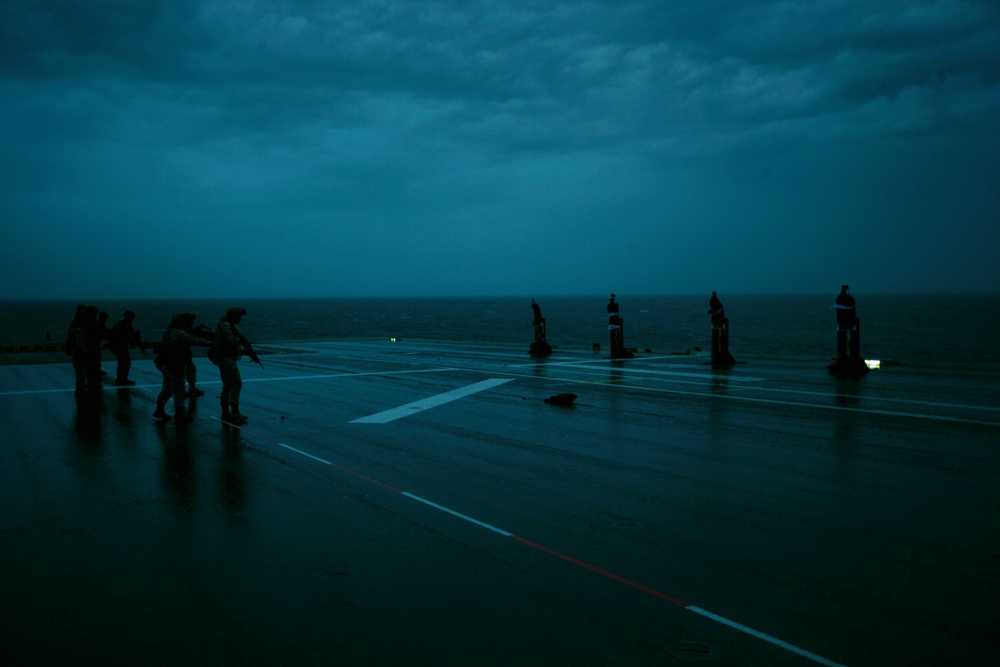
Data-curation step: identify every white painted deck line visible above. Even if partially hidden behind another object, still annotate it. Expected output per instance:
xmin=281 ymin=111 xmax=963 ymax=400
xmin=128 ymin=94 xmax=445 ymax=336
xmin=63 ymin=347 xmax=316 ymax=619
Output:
xmin=350 ymin=378 xmax=514 ymax=424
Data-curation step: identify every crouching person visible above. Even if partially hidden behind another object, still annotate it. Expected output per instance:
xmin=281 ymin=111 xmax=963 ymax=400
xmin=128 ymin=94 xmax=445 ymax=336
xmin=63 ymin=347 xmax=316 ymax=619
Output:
xmin=211 ymin=306 xmax=258 ymax=424
xmin=153 ymin=313 xmax=211 ymax=423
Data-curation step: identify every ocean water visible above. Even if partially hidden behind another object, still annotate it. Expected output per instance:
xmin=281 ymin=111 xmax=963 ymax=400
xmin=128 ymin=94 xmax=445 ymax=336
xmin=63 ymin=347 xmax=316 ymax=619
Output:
xmin=1 ymin=294 xmax=998 ymax=369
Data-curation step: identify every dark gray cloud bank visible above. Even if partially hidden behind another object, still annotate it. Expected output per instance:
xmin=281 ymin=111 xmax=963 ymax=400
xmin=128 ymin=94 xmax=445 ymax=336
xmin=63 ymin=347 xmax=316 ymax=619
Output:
xmin=2 ymin=0 xmax=998 ymax=298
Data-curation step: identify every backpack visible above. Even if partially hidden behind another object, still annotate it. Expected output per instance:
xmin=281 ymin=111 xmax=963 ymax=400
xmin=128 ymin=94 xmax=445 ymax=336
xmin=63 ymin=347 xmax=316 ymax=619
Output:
xmin=64 ymin=326 xmax=79 ymax=356
xmin=153 ymin=340 xmax=176 ymax=371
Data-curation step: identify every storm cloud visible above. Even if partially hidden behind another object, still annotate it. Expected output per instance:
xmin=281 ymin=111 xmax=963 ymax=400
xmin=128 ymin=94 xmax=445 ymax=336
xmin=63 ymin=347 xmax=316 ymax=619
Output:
xmin=2 ymin=0 xmax=998 ymax=298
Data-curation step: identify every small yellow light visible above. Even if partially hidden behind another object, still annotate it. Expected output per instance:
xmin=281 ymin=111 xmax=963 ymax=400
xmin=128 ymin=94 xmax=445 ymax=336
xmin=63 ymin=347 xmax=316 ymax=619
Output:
xmin=390 ymin=337 xmax=397 ymax=342
xmin=865 ymin=359 xmax=880 ymax=370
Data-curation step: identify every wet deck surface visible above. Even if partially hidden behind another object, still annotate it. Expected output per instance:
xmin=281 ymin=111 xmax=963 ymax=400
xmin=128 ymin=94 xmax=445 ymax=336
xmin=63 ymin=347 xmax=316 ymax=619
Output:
xmin=2 ymin=340 xmax=999 ymax=666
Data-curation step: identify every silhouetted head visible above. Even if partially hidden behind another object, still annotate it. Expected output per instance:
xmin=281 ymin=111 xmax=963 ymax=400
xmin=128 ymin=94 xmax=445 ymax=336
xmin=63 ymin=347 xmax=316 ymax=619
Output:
xmin=226 ymin=306 xmax=247 ymax=323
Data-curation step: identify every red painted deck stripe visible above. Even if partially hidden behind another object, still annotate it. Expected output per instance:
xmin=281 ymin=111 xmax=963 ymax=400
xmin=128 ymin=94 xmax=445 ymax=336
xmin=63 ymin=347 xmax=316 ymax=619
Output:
xmin=329 ymin=462 xmax=403 ymax=493
xmin=510 ymin=535 xmax=689 ymax=607
xmin=268 ymin=434 xmax=845 ymax=666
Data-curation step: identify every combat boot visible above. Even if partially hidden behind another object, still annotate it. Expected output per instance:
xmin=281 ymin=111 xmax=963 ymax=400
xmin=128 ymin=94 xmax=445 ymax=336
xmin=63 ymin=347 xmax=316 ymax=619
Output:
xmin=188 ymin=386 xmax=206 ymax=397
xmin=230 ymin=404 xmax=249 ymax=423
xmin=221 ymin=404 xmax=237 ymax=424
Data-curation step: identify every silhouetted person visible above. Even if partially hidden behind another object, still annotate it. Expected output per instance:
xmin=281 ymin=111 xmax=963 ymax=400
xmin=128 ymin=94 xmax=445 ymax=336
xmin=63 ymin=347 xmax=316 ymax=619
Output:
xmin=607 ymin=293 xmax=632 ymax=358
xmin=181 ymin=313 xmax=212 ymax=397
xmin=829 ymin=285 xmax=867 ymax=376
xmin=153 ymin=313 xmax=210 ymax=423
xmin=708 ymin=291 xmax=726 ymax=327
xmin=835 ymin=285 xmax=857 ymax=329
xmin=529 ymin=298 xmax=551 ymax=356
xmin=97 ymin=311 xmax=110 ymax=377
xmin=66 ymin=305 xmax=100 ymax=396
xmin=211 ymin=306 xmax=260 ymax=424
xmin=707 ymin=291 xmax=736 ymax=366
xmin=607 ymin=294 xmax=620 ymax=354
xmin=82 ymin=306 xmax=105 ymax=390
xmin=108 ymin=310 xmax=146 ymax=386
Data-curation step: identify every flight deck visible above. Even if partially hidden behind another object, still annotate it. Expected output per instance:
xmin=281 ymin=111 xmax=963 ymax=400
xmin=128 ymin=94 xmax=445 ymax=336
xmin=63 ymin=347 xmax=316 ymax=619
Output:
xmin=2 ymin=340 xmax=999 ymax=666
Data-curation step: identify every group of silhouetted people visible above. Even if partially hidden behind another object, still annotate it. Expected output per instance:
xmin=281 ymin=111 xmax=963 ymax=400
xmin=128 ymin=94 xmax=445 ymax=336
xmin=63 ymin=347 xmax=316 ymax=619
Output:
xmin=66 ymin=305 xmax=112 ymax=396
xmin=67 ymin=305 xmax=259 ymax=425
xmin=66 ymin=305 xmax=146 ymax=395
xmin=71 ymin=289 xmax=862 ymax=424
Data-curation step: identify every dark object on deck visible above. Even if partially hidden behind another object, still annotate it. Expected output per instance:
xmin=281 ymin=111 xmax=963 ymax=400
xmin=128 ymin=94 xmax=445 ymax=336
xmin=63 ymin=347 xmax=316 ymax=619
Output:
xmin=544 ymin=393 xmax=578 ymax=406
xmin=607 ymin=294 xmax=633 ymax=359
xmin=529 ymin=298 xmax=552 ymax=356
xmin=707 ymin=292 xmax=737 ymax=368
xmin=828 ymin=285 xmax=869 ymax=378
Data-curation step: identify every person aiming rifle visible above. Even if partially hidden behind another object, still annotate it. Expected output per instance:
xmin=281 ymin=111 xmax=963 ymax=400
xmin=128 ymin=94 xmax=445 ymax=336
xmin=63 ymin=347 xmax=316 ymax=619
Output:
xmin=210 ymin=306 xmax=261 ymax=424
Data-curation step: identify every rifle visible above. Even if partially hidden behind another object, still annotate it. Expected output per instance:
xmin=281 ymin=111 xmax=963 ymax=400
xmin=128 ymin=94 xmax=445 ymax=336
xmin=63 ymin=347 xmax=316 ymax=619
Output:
xmin=135 ymin=329 xmax=148 ymax=356
xmin=240 ymin=334 xmax=264 ymax=369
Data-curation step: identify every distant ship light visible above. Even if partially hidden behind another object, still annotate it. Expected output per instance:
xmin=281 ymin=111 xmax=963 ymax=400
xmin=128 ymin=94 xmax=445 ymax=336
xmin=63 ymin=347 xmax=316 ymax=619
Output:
xmin=864 ymin=359 xmax=880 ymax=370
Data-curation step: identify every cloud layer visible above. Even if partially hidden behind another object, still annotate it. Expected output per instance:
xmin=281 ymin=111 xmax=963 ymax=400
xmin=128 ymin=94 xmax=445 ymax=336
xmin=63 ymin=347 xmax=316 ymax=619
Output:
xmin=3 ymin=0 xmax=999 ymax=298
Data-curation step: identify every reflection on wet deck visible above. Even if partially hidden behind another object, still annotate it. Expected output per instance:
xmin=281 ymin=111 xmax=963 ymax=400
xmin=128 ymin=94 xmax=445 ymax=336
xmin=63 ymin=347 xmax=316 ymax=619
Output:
xmin=2 ymin=340 xmax=999 ymax=666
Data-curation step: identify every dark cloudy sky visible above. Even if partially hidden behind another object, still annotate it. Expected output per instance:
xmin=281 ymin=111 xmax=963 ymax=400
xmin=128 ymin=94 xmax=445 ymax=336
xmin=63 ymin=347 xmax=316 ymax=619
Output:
xmin=2 ymin=0 xmax=998 ymax=299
